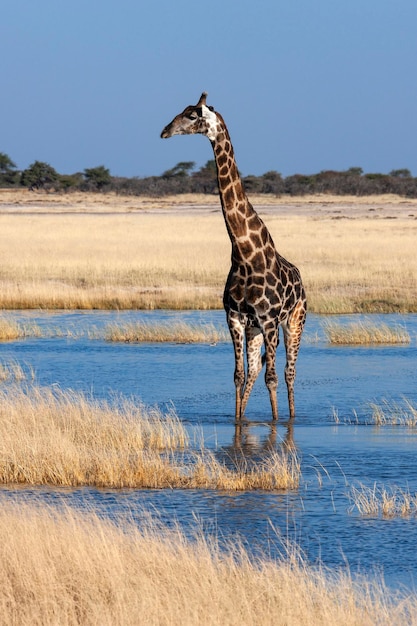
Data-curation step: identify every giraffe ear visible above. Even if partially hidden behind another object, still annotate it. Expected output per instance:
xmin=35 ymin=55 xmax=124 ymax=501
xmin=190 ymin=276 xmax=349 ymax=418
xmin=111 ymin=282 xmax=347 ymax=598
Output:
xmin=196 ymin=92 xmax=208 ymax=107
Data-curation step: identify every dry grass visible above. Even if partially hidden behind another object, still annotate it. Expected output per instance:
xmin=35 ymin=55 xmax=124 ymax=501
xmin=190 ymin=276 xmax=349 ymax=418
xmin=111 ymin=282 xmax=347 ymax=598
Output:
xmin=1 ymin=502 xmax=416 ymax=626
xmin=0 ymin=360 xmax=35 ymax=383
xmin=190 ymin=449 xmax=300 ymax=490
xmin=0 ymin=315 xmax=230 ymax=343
xmin=0 ymin=386 xmax=188 ymax=488
xmin=0 ymin=385 xmax=299 ymax=490
xmin=104 ymin=320 xmax=229 ymax=343
xmin=1 ymin=193 xmax=417 ymax=312
xmin=0 ymin=316 xmax=43 ymax=341
xmin=0 ymin=316 xmax=21 ymax=340
xmin=349 ymin=482 xmax=417 ymax=518
xmin=370 ymin=398 xmax=417 ymax=427
xmin=323 ymin=319 xmax=411 ymax=344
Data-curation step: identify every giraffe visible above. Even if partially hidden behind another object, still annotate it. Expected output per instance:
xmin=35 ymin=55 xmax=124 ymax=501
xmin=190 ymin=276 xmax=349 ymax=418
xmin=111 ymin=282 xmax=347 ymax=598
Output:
xmin=161 ymin=92 xmax=307 ymax=421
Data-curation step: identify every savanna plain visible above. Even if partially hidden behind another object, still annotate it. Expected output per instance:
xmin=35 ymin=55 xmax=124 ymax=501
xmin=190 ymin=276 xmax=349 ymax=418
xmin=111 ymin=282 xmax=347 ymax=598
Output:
xmin=1 ymin=189 xmax=417 ymax=625
xmin=1 ymin=189 xmax=417 ymax=313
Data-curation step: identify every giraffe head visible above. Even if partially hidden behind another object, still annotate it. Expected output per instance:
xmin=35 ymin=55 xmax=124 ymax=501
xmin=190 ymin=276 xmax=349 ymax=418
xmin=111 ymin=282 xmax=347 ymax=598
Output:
xmin=161 ymin=92 xmax=219 ymax=142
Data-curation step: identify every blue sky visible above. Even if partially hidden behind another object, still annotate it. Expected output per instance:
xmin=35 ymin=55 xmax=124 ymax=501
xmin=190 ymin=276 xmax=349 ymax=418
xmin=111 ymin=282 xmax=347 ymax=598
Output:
xmin=2 ymin=0 xmax=417 ymax=178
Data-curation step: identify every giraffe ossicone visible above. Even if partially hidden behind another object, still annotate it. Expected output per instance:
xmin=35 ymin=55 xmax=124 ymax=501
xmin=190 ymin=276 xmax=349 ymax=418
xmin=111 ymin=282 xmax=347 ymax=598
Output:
xmin=161 ymin=93 xmax=307 ymax=421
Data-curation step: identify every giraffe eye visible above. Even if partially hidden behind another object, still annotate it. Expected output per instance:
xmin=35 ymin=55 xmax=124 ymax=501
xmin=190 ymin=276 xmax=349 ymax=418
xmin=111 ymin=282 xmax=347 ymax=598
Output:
xmin=188 ymin=111 xmax=198 ymax=120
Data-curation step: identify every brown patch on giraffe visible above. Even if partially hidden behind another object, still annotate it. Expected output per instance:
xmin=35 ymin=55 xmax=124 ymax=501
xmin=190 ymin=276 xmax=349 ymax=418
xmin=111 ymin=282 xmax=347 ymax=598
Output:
xmin=223 ymin=186 xmax=236 ymax=207
xmin=217 ymin=153 xmax=228 ymax=167
xmin=280 ymin=268 xmax=288 ymax=284
xmin=219 ymin=174 xmax=232 ymax=186
xmin=257 ymin=297 xmax=270 ymax=312
xmin=285 ymin=283 xmax=293 ymax=298
xmin=248 ymin=274 xmax=264 ymax=287
xmin=250 ymin=233 xmax=263 ymax=249
xmin=261 ymin=227 xmax=270 ymax=246
xmin=227 ymin=212 xmax=247 ymax=237
xmin=248 ymin=214 xmax=261 ymax=230
xmin=264 ymin=244 xmax=276 ymax=263
xmin=229 ymin=162 xmax=239 ymax=176
xmin=239 ymin=238 xmax=254 ymax=256
xmin=251 ymin=251 xmax=266 ymax=273
xmin=279 ymin=282 xmax=287 ymax=298
xmin=230 ymin=283 xmax=245 ymax=302
xmin=247 ymin=285 xmax=264 ymax=302
xmin=265 ymin=287 xmax=280 ymax=305
xmin=266 ymin=271 xmax=276 ymax=287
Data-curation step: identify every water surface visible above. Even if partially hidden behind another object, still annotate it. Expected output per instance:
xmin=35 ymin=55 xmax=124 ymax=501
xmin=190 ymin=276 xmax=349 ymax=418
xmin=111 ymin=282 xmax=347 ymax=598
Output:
xmin=1 ymin=311 xmax=417 ymax=590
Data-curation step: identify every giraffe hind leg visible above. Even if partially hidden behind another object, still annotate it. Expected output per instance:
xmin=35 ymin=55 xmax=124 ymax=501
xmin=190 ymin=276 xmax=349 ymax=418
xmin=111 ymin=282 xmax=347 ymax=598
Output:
xmin=262 ymin=320 xmax=279 ymax=421
xmin=282 ymin=302 xmax=306 ymax=418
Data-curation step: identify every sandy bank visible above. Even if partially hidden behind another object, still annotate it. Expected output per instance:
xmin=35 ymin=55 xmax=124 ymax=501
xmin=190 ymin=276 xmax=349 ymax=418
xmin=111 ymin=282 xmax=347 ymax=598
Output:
xmin=1 ymin=189 xmax=417 ymax=219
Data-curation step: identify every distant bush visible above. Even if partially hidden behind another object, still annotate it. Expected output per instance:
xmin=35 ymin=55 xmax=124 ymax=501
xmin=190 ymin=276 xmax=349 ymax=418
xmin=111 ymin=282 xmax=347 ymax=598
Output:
xmin=2 ymin=150 xmax=417 ymax=197
xmin=21 ymin=161 xmax=59 ymax=190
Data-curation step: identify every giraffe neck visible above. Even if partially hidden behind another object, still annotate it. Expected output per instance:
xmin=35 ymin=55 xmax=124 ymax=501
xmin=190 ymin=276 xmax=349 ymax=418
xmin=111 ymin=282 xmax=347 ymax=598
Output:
xmin=209 ymin=113 xmax=270 ymax=255
xmin=209 ymin=117 xmax=262 ymax=250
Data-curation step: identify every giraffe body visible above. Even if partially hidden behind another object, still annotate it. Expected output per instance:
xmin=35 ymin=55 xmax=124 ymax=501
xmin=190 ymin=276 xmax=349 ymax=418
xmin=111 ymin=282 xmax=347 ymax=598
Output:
xmin=161 ymin=93 xmax=306 ymax=420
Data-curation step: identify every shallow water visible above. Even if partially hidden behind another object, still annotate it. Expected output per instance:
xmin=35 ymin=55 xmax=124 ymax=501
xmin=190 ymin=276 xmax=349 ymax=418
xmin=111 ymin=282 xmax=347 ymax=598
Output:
xmin=1 ymin=310 xmax=417 ymax=590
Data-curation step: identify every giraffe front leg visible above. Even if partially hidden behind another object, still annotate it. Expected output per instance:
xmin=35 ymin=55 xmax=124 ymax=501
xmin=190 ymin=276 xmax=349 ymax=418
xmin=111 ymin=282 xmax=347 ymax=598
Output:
xmin=266 ymin=372 xmax=278 ymax=420
xmin=234 ymin=369 xmax=245 ymax=420
xmin=227 ymin=314 xmax=245 ymax=421
xmin=240 ymin=326 xmax=264 ymax=417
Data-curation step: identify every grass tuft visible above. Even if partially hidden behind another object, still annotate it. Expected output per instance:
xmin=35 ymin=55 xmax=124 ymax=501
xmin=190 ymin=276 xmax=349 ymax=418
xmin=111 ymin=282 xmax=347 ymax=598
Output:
xmin=349 ymin=482 xmax=417 ymax=518
xmin=0 ymin=360 xmax=35 ymax=383
xmin=189 ymin=449 xmax=300 ymax=491
xmin=0 ymin=386 xmax=189 ymax=488
xmin=104 ymin=320 xmax=229 ymax=343
xmin=0 ymin=316 xmax=42 ymax=341
xmin=370 ymin=398 xmax=417 ymax=427
xmin=0 ymin=316 xmax=21 ymax=340
xmin=323 ymin=319 xmax=410 ymax=344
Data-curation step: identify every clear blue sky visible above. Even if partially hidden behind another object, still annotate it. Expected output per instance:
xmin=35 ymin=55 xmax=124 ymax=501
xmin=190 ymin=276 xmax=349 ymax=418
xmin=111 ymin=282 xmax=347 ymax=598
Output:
xmin=2 ymin=0 xmax=416 ymax=178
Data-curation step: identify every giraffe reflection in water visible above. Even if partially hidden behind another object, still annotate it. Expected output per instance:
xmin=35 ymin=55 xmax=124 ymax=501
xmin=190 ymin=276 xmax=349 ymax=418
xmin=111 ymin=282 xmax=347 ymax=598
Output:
xmin=216 ymin=419 xmax=295 ymax=474
xmin=161 ymin=93 xmax=306 ymax=421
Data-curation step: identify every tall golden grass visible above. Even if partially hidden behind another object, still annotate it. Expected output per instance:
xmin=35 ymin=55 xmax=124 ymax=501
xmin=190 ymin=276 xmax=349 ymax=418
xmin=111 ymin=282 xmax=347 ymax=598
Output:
xmin=104 ymin=320 xmax=229 ymax=343
xmin=349 ymin=482 xmax=417 ymax=518
xmin=0 ymin=386 xmax=188 ymax=488
xmin=0 ymin=316 xmax=42 ymax=340
xmin=323 ymin=319 xmax=411 ymax=344
xmin=0 ymin=386 xmax=299 ymax=490
xmin=1 ymin=200 xmax=417 ymax=312
xmin=0 ymin=315 xmax=230 ymax=343
xmin=1 ymin=502 xmax=416 ymax=625
xmin=0 ymin=360 xmax=35 ymax=382
xmin=0 ymin=316 xmax=21 ymax=340
xmin=370 ymin=398 xmax=417 ymax=427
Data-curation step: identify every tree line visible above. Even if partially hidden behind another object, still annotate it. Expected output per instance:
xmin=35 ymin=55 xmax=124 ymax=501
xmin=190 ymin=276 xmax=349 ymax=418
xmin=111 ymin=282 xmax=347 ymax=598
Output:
xmin=1 ymin=152 xmax=416 ymax=197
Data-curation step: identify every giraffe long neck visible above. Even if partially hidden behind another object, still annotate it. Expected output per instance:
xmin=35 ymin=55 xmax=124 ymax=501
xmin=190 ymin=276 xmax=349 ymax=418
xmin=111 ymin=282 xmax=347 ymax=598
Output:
xmin=209 ymin=117 xmax=268 ymax=260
